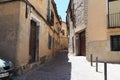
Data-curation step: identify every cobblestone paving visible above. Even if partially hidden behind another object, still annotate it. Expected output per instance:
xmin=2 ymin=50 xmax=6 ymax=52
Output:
xmin=17 ymin=50 xmax=120 ymax=80
xmin=17 ymin=50 xmax=71 ymax=80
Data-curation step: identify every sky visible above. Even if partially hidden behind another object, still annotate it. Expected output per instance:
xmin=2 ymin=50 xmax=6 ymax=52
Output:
xmin=54 ymin=0 xmax=69 ymax=22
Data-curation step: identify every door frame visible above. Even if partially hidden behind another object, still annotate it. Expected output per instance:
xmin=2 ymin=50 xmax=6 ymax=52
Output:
xmin=29 ymin=13 xmax=41 ymax=62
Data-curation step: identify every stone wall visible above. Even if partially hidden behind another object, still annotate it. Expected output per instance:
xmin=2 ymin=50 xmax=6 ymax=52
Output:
xmin=87 ymin=40 xmax=120 ymax=63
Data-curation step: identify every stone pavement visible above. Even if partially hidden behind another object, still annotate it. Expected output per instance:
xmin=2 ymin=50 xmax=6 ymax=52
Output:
xmin=17 ymin=50 xmax=71 ymax=80
xmin=17 ymin=50 xmax=120 ymax=80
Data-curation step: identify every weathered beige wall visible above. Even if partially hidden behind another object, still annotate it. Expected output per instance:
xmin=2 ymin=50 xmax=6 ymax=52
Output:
xmin=29 ymin=0 xmax=47 ymax=20
xmin=0 ymin=2 xmax=20 ymax=65
xmin=16 ymin=0 xmax=61 ymax=66
xmin=108 ymin=0 xmax=120 ymax=62
xmin=107 ymin=28 xmax=120 ymax=63
xmin=16 ymin=2 xmax=31 ymax=66
xmin=87 ymin=0 xmax=120 ymax=63
xmin=87 ymin=39 xmax=120 ymax=63
xmin=0 ymin=0 xmax=61 ymax=67
xmin=87 ymin=0 xmax=107 ymax=42
xmin=87 ymin=0 xmax=108 ymax=60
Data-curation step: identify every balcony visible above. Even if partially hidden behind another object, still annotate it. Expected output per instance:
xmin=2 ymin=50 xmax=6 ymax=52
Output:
xmin=108 ymin=12 xmax=120 ymax=28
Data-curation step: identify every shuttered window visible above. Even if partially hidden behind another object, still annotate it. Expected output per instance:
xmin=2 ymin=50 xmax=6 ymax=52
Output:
xmin=47 ymin=0 xmax=51 ymax=22
xmin=48 ymin=34 xmax=52 ymax=49
xmin=48 ymin=34 xmax=54 ymax=49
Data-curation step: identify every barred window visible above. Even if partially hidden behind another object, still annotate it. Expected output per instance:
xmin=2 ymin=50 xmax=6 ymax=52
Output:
xmin=111 ymin=35 xmax=120 ymax=51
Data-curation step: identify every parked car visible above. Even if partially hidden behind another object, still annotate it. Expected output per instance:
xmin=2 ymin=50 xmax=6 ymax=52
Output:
xmin=0 ymin=58 xmax=14 ymax=80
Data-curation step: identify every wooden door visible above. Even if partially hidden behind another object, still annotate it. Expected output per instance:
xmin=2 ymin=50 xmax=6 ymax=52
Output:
xmin=79 ymin=31 xmax=86 ymax=56
xmin=29 ymin=20 xmax=39 ymax=63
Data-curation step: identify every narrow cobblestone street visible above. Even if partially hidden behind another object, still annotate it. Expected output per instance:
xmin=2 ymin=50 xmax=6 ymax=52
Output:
xmin=17 ymin=50 xmax=71 ymax=80
xmin=17 ymin=50 xmax=120 ymax=80
xmin=1 ymin=1 xmax=120 ymax=80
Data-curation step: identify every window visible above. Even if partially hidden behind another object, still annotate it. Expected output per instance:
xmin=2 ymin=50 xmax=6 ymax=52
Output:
xmin=47 ymin=10 xmax=54 ymax=26
xmin=47 ymin=0 xmax=54 ymax=26
xmin=52 ymin=37 xmax=54 ymax=48
xmin=48 ymin=34 xmax=52 ymax=49
xmin=48 ymin=34 xmax=54 ymax=49
xmin=51 ymin=11 xmax=54 ymax=26
xmin=25 ymin=2 xmax=28 ymax=18
xmin=111 ymin=35 xmax=120 ymax=51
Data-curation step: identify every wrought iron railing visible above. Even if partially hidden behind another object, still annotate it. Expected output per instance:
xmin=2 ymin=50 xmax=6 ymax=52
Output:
xmin=108 ymin=12 xmax=120 ymax=28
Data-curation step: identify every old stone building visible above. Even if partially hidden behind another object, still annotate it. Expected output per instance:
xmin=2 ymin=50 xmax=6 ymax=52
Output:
xmin=60 ymin=22 xmax=68 ymax=49
xmin=66 ymin=0 xmax=76 ymax=55
xmin=66 ymin=0 xmax=87 ymax=56
xmin=74 ymin=0 xmax=88 ymax=56
xmin=67 ymin=0 xmax=120 ymax=63
xmin=0 ymin=0 xmax=61 ymax=73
